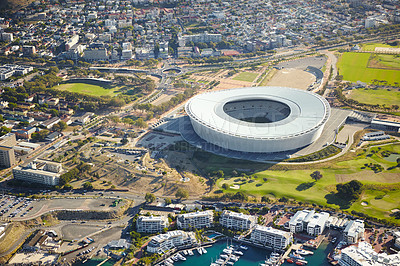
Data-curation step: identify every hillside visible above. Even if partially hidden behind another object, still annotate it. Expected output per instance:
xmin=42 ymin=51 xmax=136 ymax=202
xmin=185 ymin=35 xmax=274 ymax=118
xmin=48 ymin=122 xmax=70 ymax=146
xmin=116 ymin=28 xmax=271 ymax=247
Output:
xmin=0 ymin=0 xmax=35 ymax=10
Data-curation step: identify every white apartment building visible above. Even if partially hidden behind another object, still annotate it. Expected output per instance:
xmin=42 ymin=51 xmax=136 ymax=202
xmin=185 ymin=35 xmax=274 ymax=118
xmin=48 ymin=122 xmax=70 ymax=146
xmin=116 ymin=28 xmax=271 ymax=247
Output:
xmin=220 ymin=210 xmax=256 ymax=231
xmin=13 ymin=161 xmax=63 ymax=186
xmin=177 ymin=210 xmax=213 ymax=230
xmin=179 ymin=32 xmax=222 ymax=45
xmin=289 ymin=210 xmax=330 ymax=235
xmin=343 ymin=220 xmax=365 ymax=244
xmin=147 ymin=230 xmax=197 ymax=254
xmin=339 ymin=242 xmax=400 ymax=266
xmin=250 ymin=225 xmax=292 ymax=250
xmin=136 ymin=215 xmax=169 ymax=233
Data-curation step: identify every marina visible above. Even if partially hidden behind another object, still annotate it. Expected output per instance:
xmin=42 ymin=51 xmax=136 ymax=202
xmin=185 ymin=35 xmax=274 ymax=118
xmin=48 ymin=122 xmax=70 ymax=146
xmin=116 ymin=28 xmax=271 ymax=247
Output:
xmin=158 ymin=238 xmax=334 ymax=266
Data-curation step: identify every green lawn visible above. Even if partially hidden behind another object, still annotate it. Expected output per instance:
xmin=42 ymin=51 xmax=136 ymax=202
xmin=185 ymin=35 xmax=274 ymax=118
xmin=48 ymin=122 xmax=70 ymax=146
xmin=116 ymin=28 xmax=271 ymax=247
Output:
xmin=361 ymin=43 xmax=400 ymax=52
xmin=232 ymin=72 xmax=259 ymax=82
xmin=337 ymin=52 xmax=400 ymax=85
xmin=368 ymin=54 xmax=400 ymax=70
xmin=52 ymin=83 xmax=119 ymax=97
xmin=215 ymin=143 xmax=400 ymax=224
xmin=348 ymin=87 xmax=400 ymax=106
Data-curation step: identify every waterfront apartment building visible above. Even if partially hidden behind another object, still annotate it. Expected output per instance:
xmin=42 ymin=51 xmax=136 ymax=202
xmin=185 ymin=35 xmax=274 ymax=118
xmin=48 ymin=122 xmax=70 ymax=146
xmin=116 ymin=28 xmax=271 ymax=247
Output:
xmin=339 ymin=241 xmax=400 ymax=266
xmin=12 ymin=160 xmax=63 ymax=186
xmin=220 ymin=210 xmax=256 ymax=231
xmin=343 ymin=220 xmax=365 ymax=244
xmin=250 ymin=225 xmax=292 ymax=250
xmin=177 ymin=210 xmax=213 ymax=230
xmin=136 ymin=215 xmax=169 ymax=233
xmin=0 ymin=133 xmax=16 ymax=168
xmin=288 ymin=210 xmax=329 ymax=236
xmin=147 ymin=230 xmax=197 ymax=254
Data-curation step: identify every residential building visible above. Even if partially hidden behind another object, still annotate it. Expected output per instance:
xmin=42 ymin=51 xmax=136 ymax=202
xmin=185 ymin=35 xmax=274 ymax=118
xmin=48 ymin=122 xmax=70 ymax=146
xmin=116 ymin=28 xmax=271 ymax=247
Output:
xmin=147 ymin=230 xmax=197 ymax=254
xmin=41 ymin=117 xmax=61 ymax=129
xmin=75 ymin=112 xmax=94 ymax=125
xmin=250 ymin=225 xmax=292 ymax=250
xmin=179 ymin=32 xmax=222 ymax=45
xmin=220 ymin=210 xmax=256 ymax=231
xmin=136 ymin=215 xmax=169 ymax=233
xmin=12 ymin=160 xmax=64 ymax=186
xmin=343 ymin=220 xmax=365 ymax=244
xmin=1 ymin=32 xmax=13 ymax=42
xmin=0 ymin=133 xmax=16 ymax=167
xmin=289 ymin=210 xmax=330 ymax=235
xmin=177 ymin=210 xmax=213 ymax=229
xmin=339 ymin=242 xmax=400 ymax=266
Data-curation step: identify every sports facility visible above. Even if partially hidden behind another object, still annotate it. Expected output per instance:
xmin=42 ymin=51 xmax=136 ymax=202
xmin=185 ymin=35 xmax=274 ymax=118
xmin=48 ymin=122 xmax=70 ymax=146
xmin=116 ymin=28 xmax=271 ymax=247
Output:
xmin=185 ymin=86 xmax=330 ymax=153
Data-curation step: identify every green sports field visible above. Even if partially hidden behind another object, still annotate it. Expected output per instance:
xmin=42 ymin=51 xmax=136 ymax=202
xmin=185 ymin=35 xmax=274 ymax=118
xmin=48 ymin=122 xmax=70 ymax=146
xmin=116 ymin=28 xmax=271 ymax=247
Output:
xmin=348 ymin=87 xmax=400 ymax=106
xmin=361 ymin=42 xmax=400 ymax=52
xmin=337 ymin=52 xmax=400 ymax=85
xmin=52 ymin=83 xmax=118 ymax=97
xmin=232 ymin=72 xmax=259 ymax=82
xmin=215 ymin=143 xmax=400 ymax=224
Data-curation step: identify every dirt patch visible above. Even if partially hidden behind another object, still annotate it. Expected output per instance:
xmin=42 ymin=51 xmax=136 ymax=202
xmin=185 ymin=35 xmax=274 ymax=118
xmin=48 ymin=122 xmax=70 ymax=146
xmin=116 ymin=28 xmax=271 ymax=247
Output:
xmin=266 ymin=68 xmax=315 ymax=90
xmin=336 ymin=171 xmax=400 ymax=183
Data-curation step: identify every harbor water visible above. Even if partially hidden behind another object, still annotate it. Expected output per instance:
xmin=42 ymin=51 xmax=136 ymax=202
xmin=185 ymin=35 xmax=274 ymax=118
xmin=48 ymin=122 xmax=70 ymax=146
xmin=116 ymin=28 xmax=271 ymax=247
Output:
xmin=175 ymin=241 xmax=271 ymax=265
xmin=282 ymin=242 xmax=332 ymax=266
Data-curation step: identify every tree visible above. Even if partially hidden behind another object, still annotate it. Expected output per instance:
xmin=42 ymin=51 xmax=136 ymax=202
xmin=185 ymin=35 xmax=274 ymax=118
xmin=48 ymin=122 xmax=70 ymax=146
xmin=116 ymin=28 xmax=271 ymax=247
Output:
xmin=175 ymin=188 xmax=188 ymax=200
xmin=145 ymin=193 xmax=156 ymax=203
xmin=222 ymin=183 xmax=229 ymax=190
xmin=31 ymin=129 xmax=49 ymax=141
xmin=336 ymin=180 xmax=363 ymax=201
xmin=121 ymin=138 xmax=128 ymax=145
xmin=50 ymin=109 xmax=59 ymax=117
xmin=134 ymin=118 xmax=147 ymax=128
xmin=310 ymin=171 xmax=323 ymax=181
xmin=52 ymin=121 xmax=67 ymax=132
xmin=232 ymin=192 xmax=248 ymax=201
xmin=261 ymin=196 xmax=271 ymax=203
xmin=0 ymin=126 xmax=11 ymax=137
xmin=82 ymin=181 xmax=94 ymax=190
xmin=164 ymin=198 xmax=172 ymax=205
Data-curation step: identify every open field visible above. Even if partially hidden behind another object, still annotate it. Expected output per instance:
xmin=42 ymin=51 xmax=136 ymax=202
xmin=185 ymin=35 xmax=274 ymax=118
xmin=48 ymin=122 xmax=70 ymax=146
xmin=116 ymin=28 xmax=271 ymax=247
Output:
xmin=265 ymin=68 xmax=315 ymax=90
xmin=232 ymin=72 xmax=259 ymax=82
xmin=213 ymin=143 xmax=400 ymax=224
xmin=368 ymin=54 xmax=400 ymax=70
xmin=346 ymin=87 xmax=400 ymax=106
xmin=52 ymin=83 xmax=119 ymax=97
xmin=361 ymin=43 xmax=400 ymax=52
xmin=337 ymin=52 xmax=400 ymax=85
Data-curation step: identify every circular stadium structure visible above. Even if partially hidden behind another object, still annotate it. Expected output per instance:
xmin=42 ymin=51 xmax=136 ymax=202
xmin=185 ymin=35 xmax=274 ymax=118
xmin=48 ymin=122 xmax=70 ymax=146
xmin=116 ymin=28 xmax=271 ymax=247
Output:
xmin=185 ymin=86 xmax=331 ymax=153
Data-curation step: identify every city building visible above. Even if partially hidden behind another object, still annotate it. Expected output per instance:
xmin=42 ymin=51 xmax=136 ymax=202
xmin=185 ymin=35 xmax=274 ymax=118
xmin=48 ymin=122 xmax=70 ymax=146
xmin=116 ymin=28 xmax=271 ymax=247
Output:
xmin=185 ymin=87 xmax=330 ymax=153
xmin=220 ymin=210 xmax=256 ymax=231
xmin=147 ymin=230 xmax=197 ymax=254
xmin=250 ymin=225 xmax=292 ymax=250
xmin=0 ymin=133 xmax=16 ymax=168
xmin=179 ymin=32 xmax=222 ymax=45
xmin=177 ymin=210 xmax=213 ymax=229
xmin=289 ymin=210 xmax=330 ymax=235
xmin=339 ymin=242 xmax=400 ymax=266
xmin=136 ymin=215 xmax=169 ymax=233
xmin=12 ymin=160 xmax=64 ymax=186
xmin=343 ymin=220 xmax=365 ymax=244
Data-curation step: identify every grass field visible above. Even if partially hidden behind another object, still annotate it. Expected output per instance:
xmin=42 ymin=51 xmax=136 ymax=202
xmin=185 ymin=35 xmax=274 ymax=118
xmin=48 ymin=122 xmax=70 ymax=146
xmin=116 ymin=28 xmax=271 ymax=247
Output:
xmin=232 ymin=72 xmax=259 ymax=82
xmin=52 ymin=83 xmax=119 ymax=97
xmin=368 ymin=54 xmax=400 ymax=70
xmin=361 ymin=43 xmax=400 ymax=52
xmin=337 ymin=52 xmax=400 ymax=85
xmin=347 ymin=87 xmax=400 ymax=106
xmin=214 ymin=143 xmax=400 ymax=224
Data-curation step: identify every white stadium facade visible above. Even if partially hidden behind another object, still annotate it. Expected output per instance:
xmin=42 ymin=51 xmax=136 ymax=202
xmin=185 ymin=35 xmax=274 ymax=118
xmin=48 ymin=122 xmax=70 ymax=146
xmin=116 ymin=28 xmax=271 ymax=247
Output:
xmin=185 ymin=87 xmax=331 ymax=153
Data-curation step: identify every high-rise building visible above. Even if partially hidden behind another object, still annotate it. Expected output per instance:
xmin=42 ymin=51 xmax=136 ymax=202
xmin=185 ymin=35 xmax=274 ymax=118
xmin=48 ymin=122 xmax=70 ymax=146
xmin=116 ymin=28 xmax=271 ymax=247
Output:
xmin=0 ymin=133 xmax=16 ymax=168
xmin=177 ymin=210 xmax=213 ymax=230
xmin=220 ymin=210 xmax=256 ymax=231
xmin=250 ymin=225 xmax=292 ymax=250
xmin=13 ymin=160 xmax=63 ymax=186
xmin=136 ymin=216 xmax=169 ymax=233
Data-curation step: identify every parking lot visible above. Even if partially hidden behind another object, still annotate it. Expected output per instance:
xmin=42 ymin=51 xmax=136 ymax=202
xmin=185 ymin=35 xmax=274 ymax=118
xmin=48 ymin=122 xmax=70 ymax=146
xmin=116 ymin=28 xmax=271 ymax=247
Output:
xmin=1 ymin=196 xmax=125 ymax=221
xmin=0 ymin=195 xmax=34 ymax=220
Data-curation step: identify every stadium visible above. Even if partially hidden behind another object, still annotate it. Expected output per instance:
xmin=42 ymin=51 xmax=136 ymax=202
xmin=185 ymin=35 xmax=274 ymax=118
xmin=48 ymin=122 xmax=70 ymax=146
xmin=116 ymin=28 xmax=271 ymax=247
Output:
xmin=184 ymin=86 xmax=331 ymax=153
